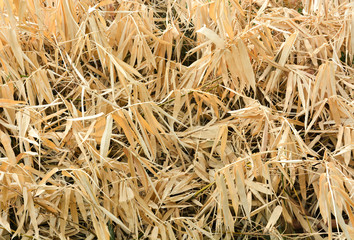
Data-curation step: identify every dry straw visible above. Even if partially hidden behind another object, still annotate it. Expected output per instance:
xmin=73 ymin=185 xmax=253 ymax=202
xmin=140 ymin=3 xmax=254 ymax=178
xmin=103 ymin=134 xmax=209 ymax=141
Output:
xmin=0 ymin=0 xmax=353 ymax=239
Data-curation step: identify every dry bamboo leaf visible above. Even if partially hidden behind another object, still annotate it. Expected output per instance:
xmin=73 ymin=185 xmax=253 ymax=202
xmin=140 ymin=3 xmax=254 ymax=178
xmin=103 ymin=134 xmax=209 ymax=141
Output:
xmin=208 ymin=3 xmax=216 ymax=22
xmin=139 ymin=25 xmax=172 ymax=46
xmin=264 ymin=205 xmax=282 ymax=233
xmin=216 ymin=173 xmax=234 ymax=230
xmin=74 ymin=190 xmax=87 ymax=222
xmin=237 ymin=38 xmax=256 ymax=92
xmin=305 ymin=99 xmax=327 ymax=135
xmin=245 ymin=180 xmax=272 ymax=195
xmin=90 ymin=207 xmax=108 ymax=240
xmin=328 ymin=97 xmax=342 ymax=126
xmin=0 ymin=98 xmax=25 ymax=106
xmin=230 ymin=0 xmax=245 ymax=16
xmin=0 ymin=130 xmax=16 ymax=165
xmin=67 ymin=112 xmax=104 ymax=121
xmin=98 ymin=206 xmax=130 ymax=234
xmin=112 ymin=113 xmax=137 ymax=146
xmin=7 ymin=28 xmax=24 ymax=71
xmin=196 ymin=26 xmax=225 ymax=49
xmin=235 ymin=165 xmax=250 ymax=220
xmin=100 ymin=114 xmax=112 ymax=159
xmin=38 ymin=167 xmax=58 ymax=185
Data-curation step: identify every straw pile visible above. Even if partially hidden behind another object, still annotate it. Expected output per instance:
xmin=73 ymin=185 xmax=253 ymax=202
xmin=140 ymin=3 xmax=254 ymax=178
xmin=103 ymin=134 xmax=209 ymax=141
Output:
xmin=0 ymin=0 xmax=353 ymax=239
